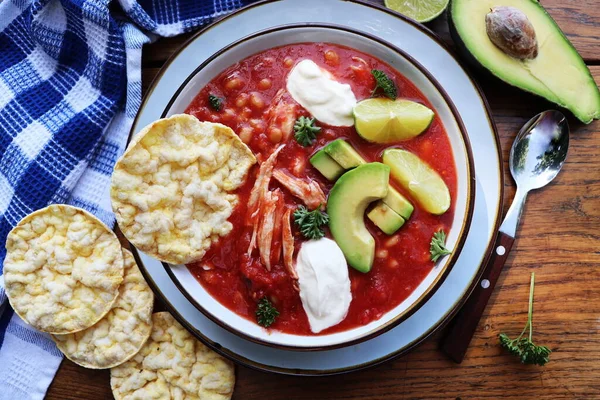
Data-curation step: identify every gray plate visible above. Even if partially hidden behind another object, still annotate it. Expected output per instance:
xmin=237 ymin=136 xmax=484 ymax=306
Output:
xmin=129 ymin=0 xmax=503 ymax=375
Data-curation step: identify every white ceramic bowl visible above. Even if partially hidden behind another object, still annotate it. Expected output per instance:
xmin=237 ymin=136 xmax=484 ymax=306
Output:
xmin=160 ymin=24 xmax=475 ymax=350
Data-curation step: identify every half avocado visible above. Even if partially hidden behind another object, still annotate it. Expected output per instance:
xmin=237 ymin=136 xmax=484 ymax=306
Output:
xmin=450 ymin=0 xmax=600 ymax=124
xmin=328 ymin=163 xmax=389 ymax=273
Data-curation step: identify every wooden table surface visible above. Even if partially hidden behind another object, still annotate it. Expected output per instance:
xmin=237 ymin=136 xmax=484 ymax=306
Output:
xmin=47 ymin=1 xmax=600 ymax=399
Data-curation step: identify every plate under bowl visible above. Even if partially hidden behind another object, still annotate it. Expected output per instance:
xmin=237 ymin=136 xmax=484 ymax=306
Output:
xmin=160 ymin=24 xmax=475 ymax=350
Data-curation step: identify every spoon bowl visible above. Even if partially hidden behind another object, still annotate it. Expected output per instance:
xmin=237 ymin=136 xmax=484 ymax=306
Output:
xmin=509 ymin=110 xmax=569 ymax=191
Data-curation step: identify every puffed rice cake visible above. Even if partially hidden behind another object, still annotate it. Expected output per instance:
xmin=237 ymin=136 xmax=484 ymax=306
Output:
xmin=110 ymin=114 xmax=256 ymax=265
xmin=3 ymin=204 xmax=124 ymax=334
xmin=52 ymin=249 xmax=154 ymax=369
xmin=111 ymin=312 xmax=235 ymax=400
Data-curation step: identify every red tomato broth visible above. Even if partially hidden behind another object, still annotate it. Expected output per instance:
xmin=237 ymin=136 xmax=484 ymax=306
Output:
xmin=185 ymin=43 xmax=457 ymax=336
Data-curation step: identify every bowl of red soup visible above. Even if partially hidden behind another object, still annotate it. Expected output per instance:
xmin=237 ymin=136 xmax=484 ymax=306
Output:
xmin=160 ymin=24 xmax=475 ymax=349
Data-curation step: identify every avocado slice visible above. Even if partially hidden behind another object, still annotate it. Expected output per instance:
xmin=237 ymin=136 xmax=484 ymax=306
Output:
xmin=313 ymin=139 xmax=414 ymax=226
xmin=322 ymin=140 xmax=414 ymax=218
xmin=382 ymin=187 xmax=414 ymax=220
xmin=450 ymin=0 xmax=600 ymax=124
xmin=328 ymin=163 xmax=390 ymax=273
xmin=310 ymin=149 xmax=345 ymax=181
xmin=367 ymin=202 xmax=405 ymax=235
xmin=324 ymin=139 xmax=366 ymax=169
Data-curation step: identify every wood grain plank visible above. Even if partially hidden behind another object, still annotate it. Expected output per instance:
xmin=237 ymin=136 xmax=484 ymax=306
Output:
xmin=46 ymin=5 xmax=600 ymax=397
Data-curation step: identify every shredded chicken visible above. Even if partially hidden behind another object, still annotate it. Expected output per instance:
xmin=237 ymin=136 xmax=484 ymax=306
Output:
xmin=282 ymin=208 xmax=298 ymax=290
xmin=272 ymin=169 xmax=326 ymax=209
xmin=248 ymin=223 xmax=259 ymax=258
xmin=266 ymin=89 xmax=297 ymax=142
xmin=271 ymin=195 xmax=285 ymax=265
xmin=257 ymin=190 xmax=281 ymax=271
xmin=290 ymin=156 xmax=306 ymax=177
xmin=247 ymin=144 xmax=285 ymax=223
xmin=246 ymin=145 xmax=285 ymax=256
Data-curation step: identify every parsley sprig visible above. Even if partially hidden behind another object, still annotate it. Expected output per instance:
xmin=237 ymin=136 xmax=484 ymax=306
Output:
xmin=256 ymin=297 xmax=279 ymax=328
xmin=430 ymin=230 xmax=451 ymax=262
xmin=208 ymin=94 xmax=223 ymax=111
xmin=371 ymin=70 xmax=397 ymax=99
xmin=294 ymin=116 xmax=321 ymax=147
xmin=499 ymin=272 xmax=552 ymax=366
xmin=293 ymin=205 xmax=329 ymax=240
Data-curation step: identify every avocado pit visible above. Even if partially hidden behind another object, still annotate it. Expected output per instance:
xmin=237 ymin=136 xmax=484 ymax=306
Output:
xmin=486 ymin=6 xmax=538 ymax=60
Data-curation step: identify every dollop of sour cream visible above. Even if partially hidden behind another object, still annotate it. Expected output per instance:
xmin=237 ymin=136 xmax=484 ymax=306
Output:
xmin=286 ymin=59 xmax=357 ymax=127
xmin=295 ymin=238 xmax=352 ymax=333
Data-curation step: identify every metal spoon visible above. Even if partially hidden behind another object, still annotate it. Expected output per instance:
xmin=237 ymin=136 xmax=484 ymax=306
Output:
xmin=440 ymin=110 xmax=569 ymax=363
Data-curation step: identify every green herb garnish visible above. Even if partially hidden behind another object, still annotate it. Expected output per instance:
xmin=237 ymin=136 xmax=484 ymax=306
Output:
xmin=208 ymin=94 xmax=223 ymax=111
xmin=256 ymin=297 xmax=279 ymax=328
xmin=293 ymin=205 xmax=329 ymax=240
xmin=293 ymin=116 xmax=321 ymax=147
xmin=499 ymin=272 xmax=551 ymax=366
xmin=430 ymin=230 xmax=451 ymax=262
xmin=371 ymin=69 xmax=397 ymax=99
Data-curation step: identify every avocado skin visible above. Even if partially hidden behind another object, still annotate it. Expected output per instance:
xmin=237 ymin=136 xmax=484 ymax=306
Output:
xmin=448 ymin=6 xmax=514 ymax=84
xmin=449 ymin=0 xmax=600 ymax=124
xmin=448 ymin=7 xmax=486 ymax=75
xmin=448 ymin=11 xmax=535 ymax=102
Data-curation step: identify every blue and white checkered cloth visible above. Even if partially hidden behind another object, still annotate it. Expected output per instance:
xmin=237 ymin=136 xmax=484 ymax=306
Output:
xmin=0 ymin=0 xmax=252 ymax=398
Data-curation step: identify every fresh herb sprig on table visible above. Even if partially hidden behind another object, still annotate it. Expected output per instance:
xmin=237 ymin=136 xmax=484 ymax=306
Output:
xmin=499 ymin=272 xmax=552 ymax=366
xmin=430 ymin=230 xmax=451 ymax=262
xmin=371 ymin=69 xmax=397 ymax=99
xmin=293 ymin=205 xmax=329 ymax=240
xmin=294 ymin=116 xmax=321 ymax=147
xmin=256 ymin=297 xmax=279 ymax=328
xmin=208 ymin=94 xmax=223 ymax=111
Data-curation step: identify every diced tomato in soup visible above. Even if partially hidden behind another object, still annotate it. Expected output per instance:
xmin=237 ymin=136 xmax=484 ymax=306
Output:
xmin=185 ymin=43 xmax=457 ymax=335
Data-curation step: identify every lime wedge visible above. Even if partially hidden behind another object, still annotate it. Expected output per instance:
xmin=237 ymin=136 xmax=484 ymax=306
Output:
xmin=382 ymin=149 xmax=450 ymax=215
xmin=384 ymin=0 xmax=449 ymax=23
xmin=354 ymin=98 xmax=434 ymax=143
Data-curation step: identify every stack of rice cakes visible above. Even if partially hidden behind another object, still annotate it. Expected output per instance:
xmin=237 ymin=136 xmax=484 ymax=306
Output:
xmin=3 ymin=116 xmax=253 ymax=399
